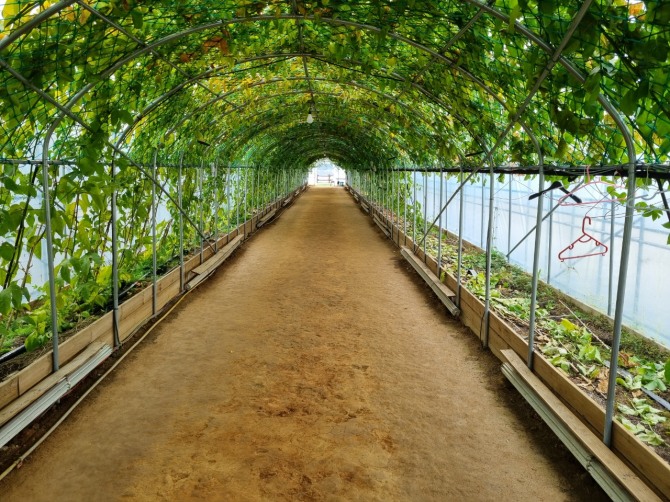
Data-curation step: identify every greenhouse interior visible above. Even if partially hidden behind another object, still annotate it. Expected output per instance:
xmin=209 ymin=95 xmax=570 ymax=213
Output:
xmin=0 ymin=0 xmax=669 ymax=500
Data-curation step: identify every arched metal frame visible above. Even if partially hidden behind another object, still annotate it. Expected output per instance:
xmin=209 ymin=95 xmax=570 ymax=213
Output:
xmin=205 ymin=101 xmax=449 ymax=166
xmin=0 ymin=5 xmax=635 ymax=165
xmin=115 ymin=52 xmax=491 ymax=158
xmin=0 ymin=0 xmax=642 ymax=453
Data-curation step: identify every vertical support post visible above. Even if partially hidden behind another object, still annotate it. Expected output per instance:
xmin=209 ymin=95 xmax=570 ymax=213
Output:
xmin=370 ymin=172 xmax=381 ymax=216
xmin=608 ymin=197 xmax=615 ymax=316
xmin=413 ymin=169 xmax=417 ymax=250
xmin=376 ymin=169 xmax=379 ymax=216
xmin=391 ymin=170 xmax=395 ymax=242
xmin=508 ymin=178 xmax=513 ymax=259
xmin=604 ymin=133 xmax=637 ymax=447
xmin=111 ymin=158 xmax=120 ymax=347
xmin=226 ymin=164 xmax=231 ymax=244
xmin=371 ymin=170 xmax=375 ymax=215
xmin=482 ymin=167 xmax=495 ymax=348
xmin=445 ymin=174 xmax=449 ymax=234
xmin=480 ymin=179 xmax=485 ymax=248
xmin=547 ymin=195 xmax=554 ymax=284
xmin=436 ymin=172 xmax=442 ymax=247
xmin=423 ymin=168 xmax=427 ymax=262
xmin=397 ymin=170 xmax=401 ymax=244
xmin=178 ymin=153 xmax=185 ymax=292
xmin=457 ymin=167 xmax=465 ymax=307
xmin=527 ymin=165 xmax=545 ymax=369
xmin=236 ymin=167 xmax=240 ymax=236
xmin=244 ymin=167 xmax=248 ymax=239
xmin=199 ymin=161 xmax=204 ymax=264
xmin=437 ymin=169 xmax=443 ymax=275
xmin=42 ymin=133 xmax=60 ymax=371
xmin=152 ymin=149 xmax=158 ymax=316
xmin=213 ymin=163 xmax=219 ymax=253
xmin=384 ymin=170 xmax=388 ymax=219
xmin=378 ymin=170 xmax=381 ymax=216
xmin=403 ymin=170 xmax=407 ymax=246
xmin=378 ymin=171 xmax=381 ymax=213
xmin=251 ymin=168 xmax=256 ymax=230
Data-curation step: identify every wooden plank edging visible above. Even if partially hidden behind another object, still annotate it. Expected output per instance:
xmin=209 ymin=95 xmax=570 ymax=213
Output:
xmin=256 ymin=209 xmax=277 ymax=228
xmin=0 ymin=342 xmax=109 ymax=428
xmin=373 ymin=214 xmax=390 ymax=237
xmin=186 ymin=235 xmax=244 ymax=291
xmin=400 ymin=247 xmax=459 ymax=316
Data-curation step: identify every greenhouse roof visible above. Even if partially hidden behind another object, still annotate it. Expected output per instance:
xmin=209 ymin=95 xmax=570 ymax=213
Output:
xmin=1 ymin=0 xmax=670 ymax=173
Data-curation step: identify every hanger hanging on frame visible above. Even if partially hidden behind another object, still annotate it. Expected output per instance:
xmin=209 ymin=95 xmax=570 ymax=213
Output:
xmin=558 ymin=215 xmax=609 ymax=262
xmin=528 ymin=180 xmax=582 ymax=203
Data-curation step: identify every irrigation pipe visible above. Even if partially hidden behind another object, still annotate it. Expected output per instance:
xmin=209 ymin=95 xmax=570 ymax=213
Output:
xmin=0 ymin=286 xmax=194 ymax=483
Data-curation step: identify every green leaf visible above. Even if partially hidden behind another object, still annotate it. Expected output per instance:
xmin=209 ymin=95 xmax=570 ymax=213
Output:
xmin=10 ymin=283 xmax=22 ymax=309
xmin=0 ymin=289 xmax=11 ymax=316
xmin=508 ymin=5 xmax=521 ymax=32
xmin=70 ymin=257 xmax=82 ymax=275
xmin=620 ymin=89 xmax=637 ymax=116
xmin=538 ymin=0 xmax=555 ymax=15
xmin=55 ymin=292 xmax=65 ymax=310
xmin=618 ymin=416 xmax=645 ymax=434
xmin=0 ymin=242 xmax=14 ymax=261
xmin=637 ymin=431 xmax=665 ymax=446
xmin=119 ymin=110 xmax=134 ymax=125
xmin=665 ymin=360 xmax=670 ymax=383
xmin=617 ymin=403 xmax=638 ymax=416
xmin=644 ymin=379 xmax=667 ymax=392
xmin=560 ymin=318 xmax=577 ymax=332
xmin=641 ymin=413 xmax=666 ymax=427
xmin=78 ymin=156 xmax=97 ymax=176
xmin=555 ymin=138 xmax=568 ymax=160
xmin=60 ymin=265 xmax=71 ymax=284
xmin=131 ymin=11 xmax=143 ymax=30
xmin=2 ymin=2 xmax=20 ymax=21
xmin=24 ymin=331 xmax=44 ymax=352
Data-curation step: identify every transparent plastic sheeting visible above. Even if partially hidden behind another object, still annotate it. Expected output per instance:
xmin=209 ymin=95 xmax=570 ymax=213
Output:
xmin=416 ymin=174 xmax=670 ymax=349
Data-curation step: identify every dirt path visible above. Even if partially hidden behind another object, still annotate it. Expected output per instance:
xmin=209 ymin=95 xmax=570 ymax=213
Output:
xmin=1 ymin=187 xmax=607 ymax=501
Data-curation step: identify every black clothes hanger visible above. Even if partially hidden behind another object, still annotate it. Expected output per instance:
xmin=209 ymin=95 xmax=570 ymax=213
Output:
xmin=528 ymin=180 xmax=582 ymax=204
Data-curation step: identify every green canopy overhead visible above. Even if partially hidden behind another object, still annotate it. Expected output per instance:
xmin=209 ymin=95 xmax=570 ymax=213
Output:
xmin=0 ymin=0 xmax=668 ymax=171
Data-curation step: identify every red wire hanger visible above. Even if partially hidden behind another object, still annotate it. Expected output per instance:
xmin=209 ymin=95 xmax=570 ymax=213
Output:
xmin=558 ymin=215 xmax=609 ymax=262
xmin=557 ymin=167 xmax=626 ymax=206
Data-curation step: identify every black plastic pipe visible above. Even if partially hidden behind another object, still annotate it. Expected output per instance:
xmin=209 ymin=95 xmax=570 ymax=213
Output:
xmin=0 ymin=345 xmax=27 ymax=365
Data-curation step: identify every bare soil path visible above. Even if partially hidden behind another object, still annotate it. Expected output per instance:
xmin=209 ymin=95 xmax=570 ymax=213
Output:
xmin=1 ymin=187 xmax=607 ymax=501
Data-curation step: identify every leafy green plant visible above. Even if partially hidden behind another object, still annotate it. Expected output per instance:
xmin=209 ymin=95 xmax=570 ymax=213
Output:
xmin=617 ymin=398 xmax=667 ymax=446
